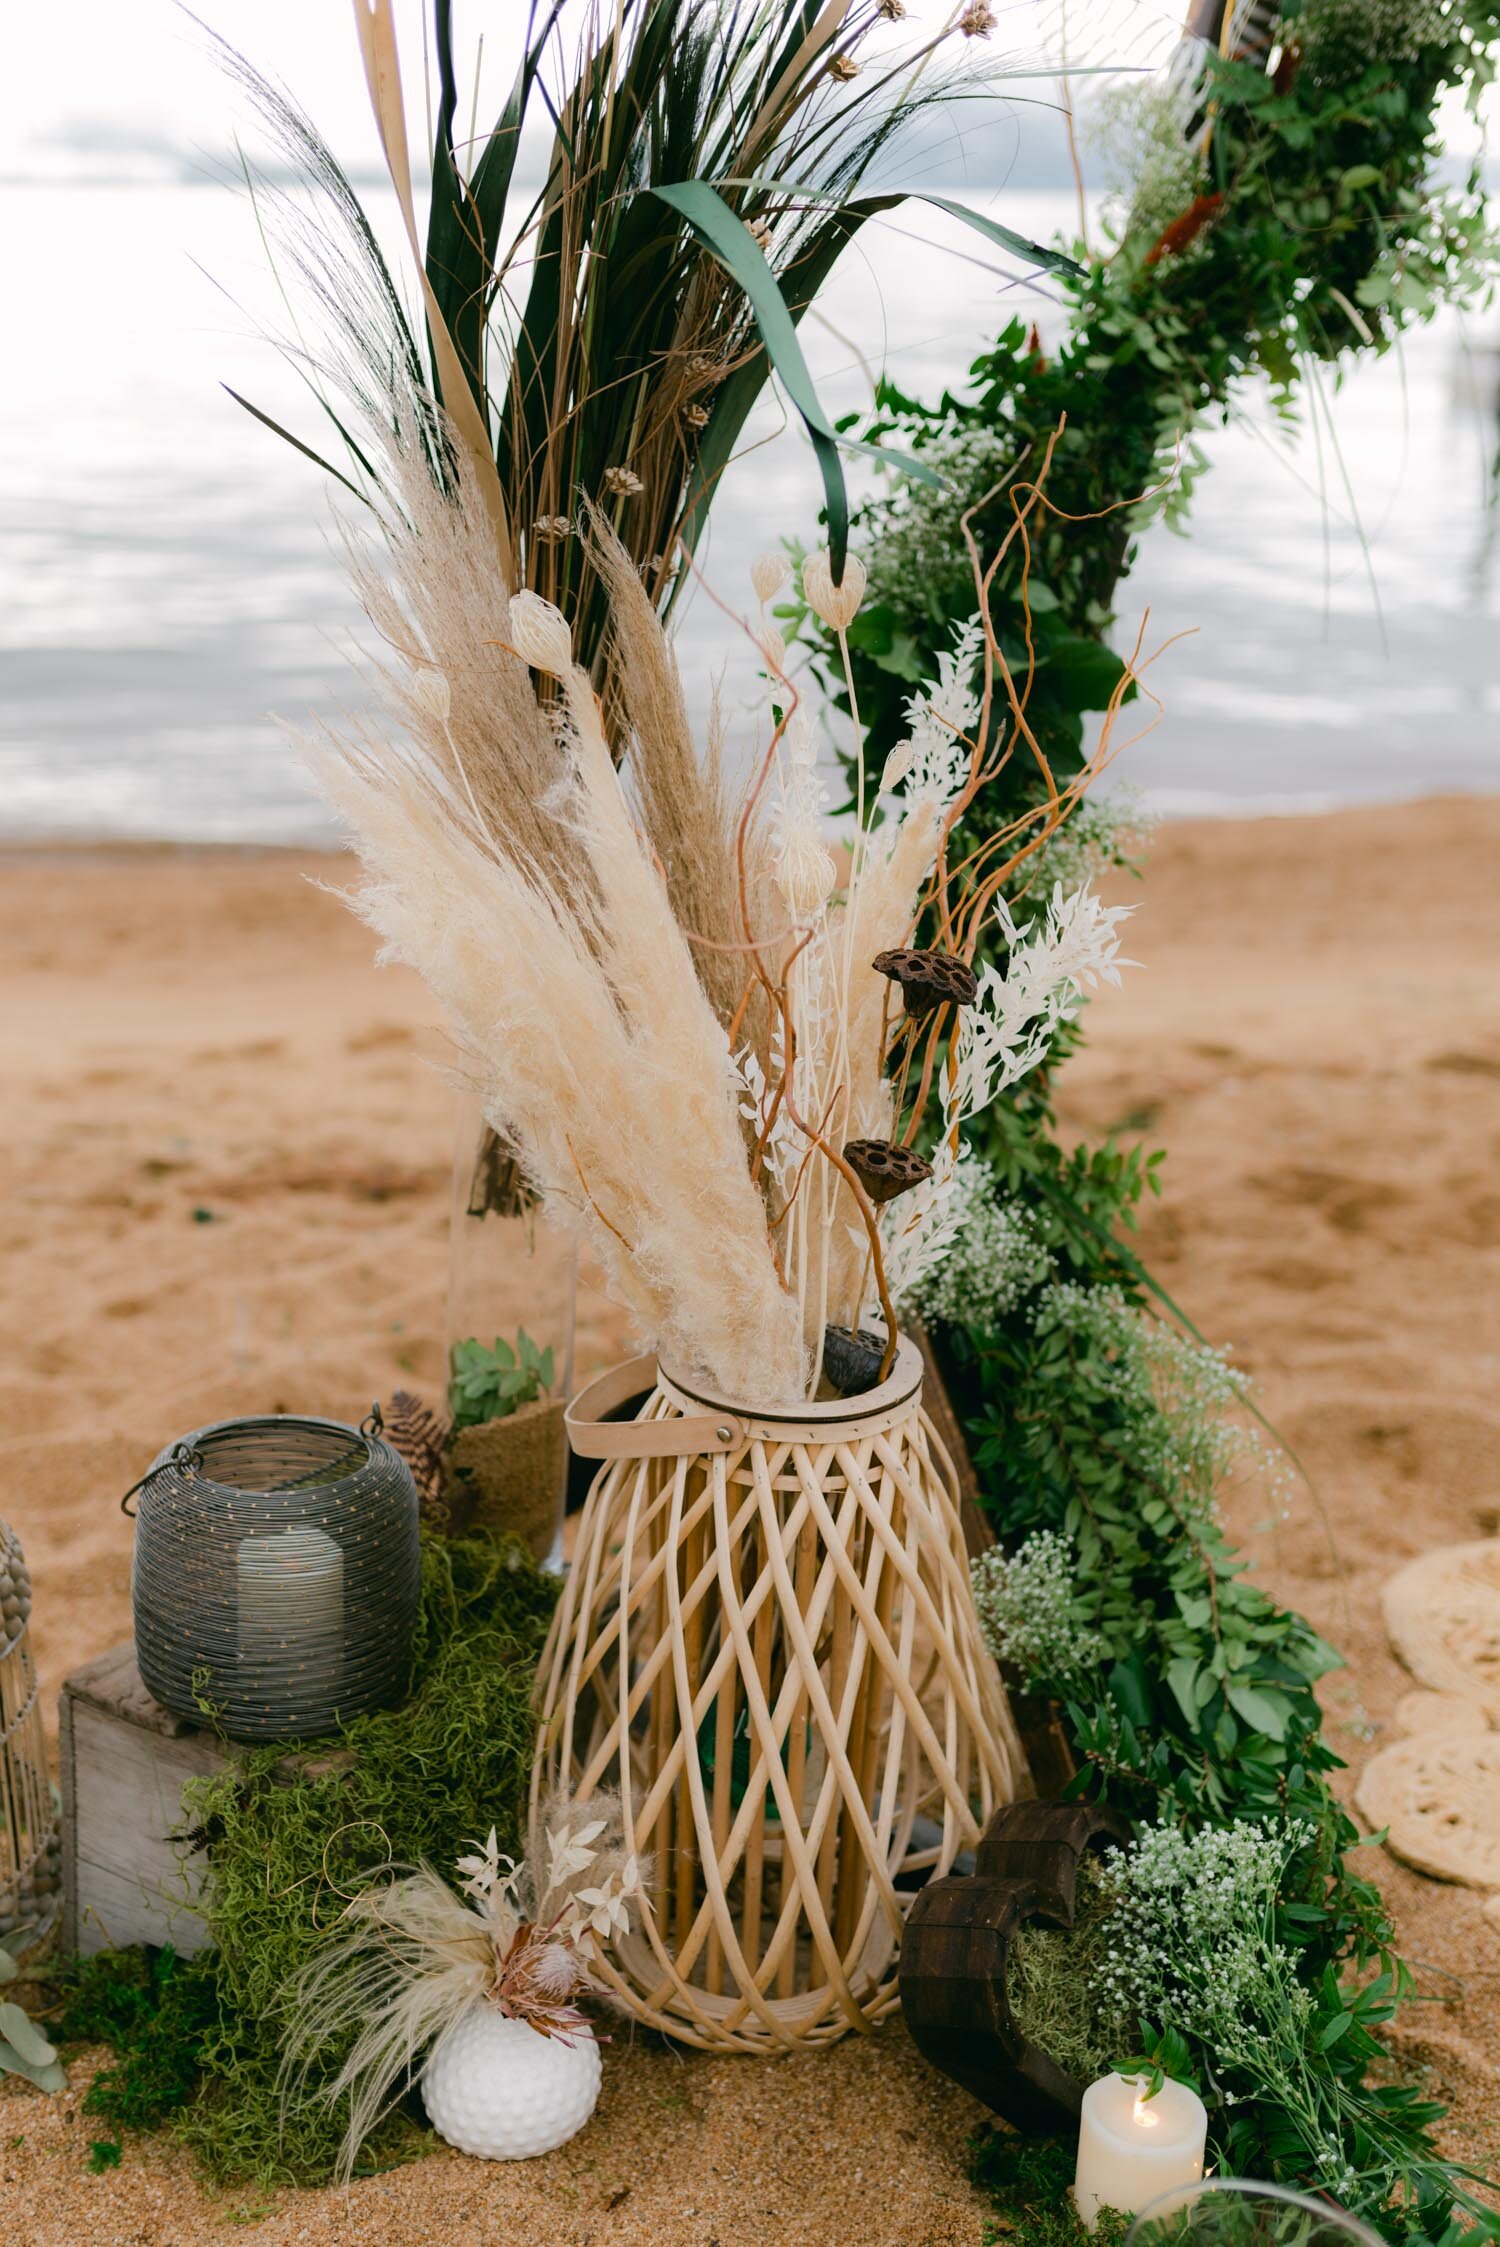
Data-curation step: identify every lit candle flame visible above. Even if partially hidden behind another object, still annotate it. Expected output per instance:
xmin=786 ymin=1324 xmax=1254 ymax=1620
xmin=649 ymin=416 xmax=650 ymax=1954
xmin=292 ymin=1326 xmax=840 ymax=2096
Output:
xmin=1132 ymin=2086 xmax=1160 ymax=2130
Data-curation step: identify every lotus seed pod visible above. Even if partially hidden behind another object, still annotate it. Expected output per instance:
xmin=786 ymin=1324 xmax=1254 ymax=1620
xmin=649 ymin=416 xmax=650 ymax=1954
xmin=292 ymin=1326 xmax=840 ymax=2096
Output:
xmin=802 ymin=548 xmax=866 ymax=633
xmin=507 ymin=591 xmax=575 ymax=678
xmin=872 ymin=946 xmax=979 ymax=1018
xmin=751 ymin=552 xmax=791 ymax=604
xmin=842 ymin=1137 xmax=933 ymax=1206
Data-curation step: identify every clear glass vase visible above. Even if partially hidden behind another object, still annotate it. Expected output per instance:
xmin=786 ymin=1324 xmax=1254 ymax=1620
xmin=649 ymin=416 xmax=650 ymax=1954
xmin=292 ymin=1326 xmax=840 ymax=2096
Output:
xmin=446 ymin=1091 xmax=576 ymax=1570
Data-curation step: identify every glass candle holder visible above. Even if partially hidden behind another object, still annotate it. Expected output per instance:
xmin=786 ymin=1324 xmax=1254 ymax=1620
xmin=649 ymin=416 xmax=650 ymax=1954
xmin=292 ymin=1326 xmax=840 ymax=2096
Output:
xmin=1126 ymin=2179 xmax=1384 ymax=2247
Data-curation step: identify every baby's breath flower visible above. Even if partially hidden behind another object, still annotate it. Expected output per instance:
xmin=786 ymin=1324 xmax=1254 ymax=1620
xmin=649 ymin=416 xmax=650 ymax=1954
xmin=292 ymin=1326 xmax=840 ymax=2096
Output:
xmin=971 ymin=1530 xmax=1105 ymax=1693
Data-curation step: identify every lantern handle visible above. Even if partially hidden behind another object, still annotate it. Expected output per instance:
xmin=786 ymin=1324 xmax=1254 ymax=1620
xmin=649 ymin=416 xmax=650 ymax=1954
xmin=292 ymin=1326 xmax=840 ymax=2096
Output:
xmin=360 ymin=1403 xmax=385 ymax=1440
xmin=118 ymin=1439 xmax=203 ymax=1517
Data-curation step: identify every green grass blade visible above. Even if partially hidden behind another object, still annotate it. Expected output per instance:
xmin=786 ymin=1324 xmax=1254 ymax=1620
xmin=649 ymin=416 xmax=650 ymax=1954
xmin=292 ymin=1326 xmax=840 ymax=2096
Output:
xmin=648 ymin=179 xmax=944 ymax=579
xmin=220 ymin=388 xmax=372 ymax=506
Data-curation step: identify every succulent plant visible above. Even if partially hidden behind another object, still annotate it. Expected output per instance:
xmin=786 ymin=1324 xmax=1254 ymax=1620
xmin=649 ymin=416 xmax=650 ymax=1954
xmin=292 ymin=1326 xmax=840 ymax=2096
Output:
xmin=448 ymin=1331 xmax=556 ymax=1433
xmin=0 ymin=1936 xmax=66 ymax=2094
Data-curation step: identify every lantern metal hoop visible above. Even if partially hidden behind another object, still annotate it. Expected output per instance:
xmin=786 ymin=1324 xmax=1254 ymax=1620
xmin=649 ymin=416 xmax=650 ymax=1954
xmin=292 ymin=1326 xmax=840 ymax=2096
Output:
xmin=129 ymin=1412 xmax=421 ymax=1744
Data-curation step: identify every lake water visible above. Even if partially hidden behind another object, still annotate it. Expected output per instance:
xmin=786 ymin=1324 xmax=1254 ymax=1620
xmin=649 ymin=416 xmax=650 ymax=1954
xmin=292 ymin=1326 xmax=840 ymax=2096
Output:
xmin=2 ymin=181 xmax=1498 ymax=843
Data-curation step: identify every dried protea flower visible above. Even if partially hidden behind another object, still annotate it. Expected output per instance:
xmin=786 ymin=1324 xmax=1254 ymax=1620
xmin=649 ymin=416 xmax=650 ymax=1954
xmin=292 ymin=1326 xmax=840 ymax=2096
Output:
xmin=827 ymin=52 xmax=859 ymax=80
xmin=507 ymin=590 xmax=574 ymax=676
xmin=532 ymin=513 xmax=573 ymax=544
xmin=822 ymin=1325 xmax=886 ymax=1397
xmin=877 ymin=0 xmax=907 ymax=16
xmin=842 ymin=1138 xmax=933 ymax=1205
xmin=683 ymin=401 xmax=711 ymax=429
xmin=957 ymin=1 xmax=996 ymax=32
xmin=802 ymin=548 xmax=867 ymax=632
xmin=751 ymin=552 xmax=791 ymax=604
xmin=409 ymin=667 xmax=451 ymax=724
xmin=748 ymin=216 xmax=773 ymax=252
xmin=602 ymin=464 xmax=644 ymax=497
xmin=873 ymin=946 xmax=979 ymax=1018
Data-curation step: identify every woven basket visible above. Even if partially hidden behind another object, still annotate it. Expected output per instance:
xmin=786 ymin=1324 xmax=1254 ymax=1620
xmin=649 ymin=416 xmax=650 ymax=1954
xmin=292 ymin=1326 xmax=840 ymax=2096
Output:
xmin=533 ymin=1338 xmax=1022 ymax=2052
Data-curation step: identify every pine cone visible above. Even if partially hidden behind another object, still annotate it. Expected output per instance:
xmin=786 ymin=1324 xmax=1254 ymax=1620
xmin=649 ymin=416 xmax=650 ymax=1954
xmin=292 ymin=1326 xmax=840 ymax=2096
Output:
xmin=385 ymin=1390 xmax=453 ymax=1530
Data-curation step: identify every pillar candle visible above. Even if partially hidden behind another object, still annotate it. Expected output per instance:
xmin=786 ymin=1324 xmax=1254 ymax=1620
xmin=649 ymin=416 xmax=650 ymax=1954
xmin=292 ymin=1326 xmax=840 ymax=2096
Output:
xmin=1074 ymin=2071 xmax=1208 ymax=2231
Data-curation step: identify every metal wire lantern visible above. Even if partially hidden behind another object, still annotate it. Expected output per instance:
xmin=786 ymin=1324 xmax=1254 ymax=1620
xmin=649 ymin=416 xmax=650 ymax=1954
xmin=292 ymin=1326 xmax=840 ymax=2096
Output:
xmin=127 ymin=1411 xmax=421 ymax=1743
xmin=0 ymin=1519 xmax=62 ymax=1952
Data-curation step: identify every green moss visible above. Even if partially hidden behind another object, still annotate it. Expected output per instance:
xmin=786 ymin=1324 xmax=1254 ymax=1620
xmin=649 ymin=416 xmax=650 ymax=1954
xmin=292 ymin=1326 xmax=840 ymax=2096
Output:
xmin=1004 ymin=1857 xmax=1119 ymax=2085
xmin=972 ymin=2126 xmax=1129 ymax=2247
xmin=55 ymin=1944 xmax=219 ymax=2131
xmin=179 ymin=1528 xmax=556 ymax=2185
xmin=58 ymin=1531 xmax=556 ymax=2188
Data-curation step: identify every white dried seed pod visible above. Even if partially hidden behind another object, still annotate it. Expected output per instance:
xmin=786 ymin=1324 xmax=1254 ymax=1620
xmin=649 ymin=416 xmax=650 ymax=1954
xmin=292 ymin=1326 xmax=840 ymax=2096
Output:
xmin=756 ymin=624 xmax=787 ymax=673
xmin=507 ymin=592 xmax=574 ymax=678
xmin=776 ymin=833 xmax=839 ymax=918
xmin=802 ymin=549 xmax=867 ymax=633
xmin=410 ymin=668 xmax=452 ymax=724
xmin=880 ymin=741 xmax=915 ymax=793
xmin=750 ymin=552 xmax=791 ymax=604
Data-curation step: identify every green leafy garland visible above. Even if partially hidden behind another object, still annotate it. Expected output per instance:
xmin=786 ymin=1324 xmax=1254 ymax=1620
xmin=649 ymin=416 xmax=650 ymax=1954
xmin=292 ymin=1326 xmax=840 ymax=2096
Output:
xmin=794 ymin=1 xmax=1499 ymax=2237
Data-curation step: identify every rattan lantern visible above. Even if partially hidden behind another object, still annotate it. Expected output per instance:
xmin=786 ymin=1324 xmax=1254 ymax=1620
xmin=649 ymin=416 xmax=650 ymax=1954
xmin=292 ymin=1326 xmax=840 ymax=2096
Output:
xmin=0 ymin=1520 xmax=62 ymax=1953
xmin=533 ymin=1337 xmax=1023 ymax=2053
xmin=128 ymin=1412 xmax=421 ymax=1743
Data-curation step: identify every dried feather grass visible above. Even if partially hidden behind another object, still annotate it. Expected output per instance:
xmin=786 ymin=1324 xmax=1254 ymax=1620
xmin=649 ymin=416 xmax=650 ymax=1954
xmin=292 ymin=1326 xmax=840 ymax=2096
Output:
xmin=587 ymin=506 xmax=764 ymax=1035
xmin=307 ymin=660 xmax=805 ymax=1404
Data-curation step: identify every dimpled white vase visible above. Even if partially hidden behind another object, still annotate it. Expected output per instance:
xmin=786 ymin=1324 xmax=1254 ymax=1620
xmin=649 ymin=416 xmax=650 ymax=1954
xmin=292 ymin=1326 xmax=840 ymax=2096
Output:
xmin=422 ymin=2005 xmax=601 ymax=2159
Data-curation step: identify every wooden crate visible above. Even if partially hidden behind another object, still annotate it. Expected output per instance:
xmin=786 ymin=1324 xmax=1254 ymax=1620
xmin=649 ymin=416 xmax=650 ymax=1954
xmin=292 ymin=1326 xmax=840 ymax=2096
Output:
xmin=59 ymin=1644 xmax=233 ymax=1957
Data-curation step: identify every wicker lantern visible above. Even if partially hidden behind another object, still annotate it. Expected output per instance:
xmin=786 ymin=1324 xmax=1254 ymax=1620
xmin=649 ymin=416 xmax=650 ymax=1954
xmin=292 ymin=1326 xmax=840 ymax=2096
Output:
xmin=128 ymin=1412 xmax=421 ymax=1743
xmin=0 ymin=1520 xmax=62 ymax=1953
xmin=534 ymin=1338 xmax=1023 ymax=2053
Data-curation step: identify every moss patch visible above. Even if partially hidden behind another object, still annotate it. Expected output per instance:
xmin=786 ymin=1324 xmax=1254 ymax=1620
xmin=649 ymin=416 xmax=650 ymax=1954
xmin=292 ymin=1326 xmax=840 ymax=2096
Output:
xmin=57 ymin=1530 xmax=555 ymax=2187
xmin=1003 ymin=1856 xmax=1118 ymax=2085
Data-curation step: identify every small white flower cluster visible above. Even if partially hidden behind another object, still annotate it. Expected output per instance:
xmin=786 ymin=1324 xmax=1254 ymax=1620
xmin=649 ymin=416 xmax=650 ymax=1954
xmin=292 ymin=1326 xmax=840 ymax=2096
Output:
xmin=861 ymin=425 xmax=1016 ymax=603
xmin=901 ymin=1152 xmax=1052 ymax=1330
xmin=1098 ymin=1817 xmax=1316 ymax=2078
xmin=970 ymin=1529 xmax=1107 ymax=1693
xmin=1292 ymin=0 xmax=1449 ymax=74
xmin=1034 ymin=1281 xmax=1291 ymax=1524
xmin=1016 ymin=791 xmax=1157 ymax=912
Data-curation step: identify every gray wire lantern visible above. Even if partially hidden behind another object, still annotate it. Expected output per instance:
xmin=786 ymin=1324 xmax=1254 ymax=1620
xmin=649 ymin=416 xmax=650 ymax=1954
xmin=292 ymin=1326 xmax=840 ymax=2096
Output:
xmin=126 ymin=1411 xmax=421 ymax=1743
xmin=0 ymin=1519 xmax=62 ymax=1952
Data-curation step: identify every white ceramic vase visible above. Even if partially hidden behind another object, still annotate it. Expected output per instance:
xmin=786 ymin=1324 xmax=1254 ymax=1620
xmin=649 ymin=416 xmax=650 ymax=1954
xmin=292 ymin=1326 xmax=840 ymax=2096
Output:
xmin=422 ymin=2004 xmax=601 ymax=2160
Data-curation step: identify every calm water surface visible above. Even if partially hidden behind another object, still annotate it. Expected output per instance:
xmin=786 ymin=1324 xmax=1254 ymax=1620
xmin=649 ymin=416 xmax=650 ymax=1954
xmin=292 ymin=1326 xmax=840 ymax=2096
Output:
xmin=2 ymin=183 xmax=1497 ymax=842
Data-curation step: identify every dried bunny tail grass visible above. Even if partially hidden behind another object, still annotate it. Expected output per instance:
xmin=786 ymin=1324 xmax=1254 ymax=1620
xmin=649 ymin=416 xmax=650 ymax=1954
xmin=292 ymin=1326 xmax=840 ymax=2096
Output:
xmin=306 ymin=726 xmax=805 ymax=1403
xmin=279 ymin=1864 xmax=492 ymax=2184
xmin=586 ymin=506 xmax=758 ymax=1030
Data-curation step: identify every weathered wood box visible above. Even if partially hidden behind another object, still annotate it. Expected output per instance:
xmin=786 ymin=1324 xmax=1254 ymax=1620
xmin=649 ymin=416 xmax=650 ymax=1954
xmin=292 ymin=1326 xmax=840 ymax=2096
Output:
xmin=59 ymin=1644 xmax=232 ymax=1957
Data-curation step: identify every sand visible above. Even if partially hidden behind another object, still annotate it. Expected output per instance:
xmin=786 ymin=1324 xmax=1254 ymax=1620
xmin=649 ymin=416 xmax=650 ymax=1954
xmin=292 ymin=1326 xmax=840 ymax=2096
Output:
xmin=1 ymin=797 xmax=1499 ymax=2241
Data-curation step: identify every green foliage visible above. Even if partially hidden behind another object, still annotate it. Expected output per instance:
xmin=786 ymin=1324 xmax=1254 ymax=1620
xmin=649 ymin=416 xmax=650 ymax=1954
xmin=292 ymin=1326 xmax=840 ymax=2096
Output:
xmin=86 ymin=2140 xmax=122 ymax=2174
xmin=54 ymin=1532 xmax=555 ymax=2187
xmin=55 ymin=1945 xmax=218 ymax=2130
xmin=783 ymin=13 xmax=1500 ymax=2236
xmin=971 ymin=2127 xmax=1128 ymax=2247
xmin=447 ymin=1330 xmax=554 ymax=1430
xmin=0 ymin=1935 xmax=67 ymax=2093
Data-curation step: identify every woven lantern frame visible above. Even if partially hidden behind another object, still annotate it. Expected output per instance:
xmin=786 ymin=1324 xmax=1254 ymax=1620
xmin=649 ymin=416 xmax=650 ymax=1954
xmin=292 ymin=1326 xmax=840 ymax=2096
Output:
xmin=0 ymin=1522 xmax=61 ymax=1954
xmin=533 ymin=1339 xmax=1023 ymax=2053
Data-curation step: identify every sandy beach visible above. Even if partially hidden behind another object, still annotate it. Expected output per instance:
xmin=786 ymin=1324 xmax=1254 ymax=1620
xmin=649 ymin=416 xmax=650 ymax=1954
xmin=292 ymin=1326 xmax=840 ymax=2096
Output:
xmin=2 ymin=796 xmax=1499 ymax=2242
